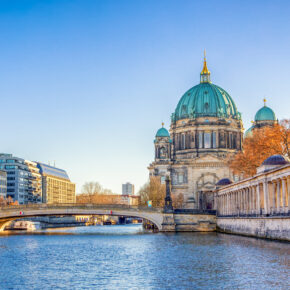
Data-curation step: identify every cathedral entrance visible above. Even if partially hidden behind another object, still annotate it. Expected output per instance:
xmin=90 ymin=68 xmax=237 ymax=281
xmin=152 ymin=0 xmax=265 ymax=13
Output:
xmin=198 ymin=191 xmax=214 ymax=210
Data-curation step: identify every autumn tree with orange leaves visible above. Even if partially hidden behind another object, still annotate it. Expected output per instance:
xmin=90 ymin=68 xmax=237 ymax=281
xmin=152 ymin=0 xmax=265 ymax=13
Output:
xmin=229 ymin=119 xmax=290 ymax=177
xmin=138 ymin=176 xmax=184 ymax=208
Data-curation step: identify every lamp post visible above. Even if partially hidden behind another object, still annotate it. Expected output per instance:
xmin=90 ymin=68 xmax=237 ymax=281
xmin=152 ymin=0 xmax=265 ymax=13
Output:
xmin=164 ymin=175 xmax=173 ymax=212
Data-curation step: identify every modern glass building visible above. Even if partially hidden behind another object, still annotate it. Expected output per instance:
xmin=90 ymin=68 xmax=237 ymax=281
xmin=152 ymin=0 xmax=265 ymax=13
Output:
xmin=0 ymin=154 xmax=42 ymax=204
xmin=0 ymin=170 xmax=7 ymax=199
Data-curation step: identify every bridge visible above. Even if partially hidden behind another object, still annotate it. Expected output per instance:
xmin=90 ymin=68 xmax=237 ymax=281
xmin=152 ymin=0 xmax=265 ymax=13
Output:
xmin=0 ymin=204 xmax=177 ymax=232
xmin=0 ymin=203 xmax=216 ymax=232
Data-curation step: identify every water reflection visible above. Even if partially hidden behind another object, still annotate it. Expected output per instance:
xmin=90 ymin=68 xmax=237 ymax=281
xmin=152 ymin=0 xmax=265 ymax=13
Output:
xmin=0 ymin=225 xmax=289 ymax=289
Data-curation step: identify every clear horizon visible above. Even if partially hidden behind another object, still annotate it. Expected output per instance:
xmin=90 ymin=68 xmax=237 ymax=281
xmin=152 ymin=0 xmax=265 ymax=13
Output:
xmin=1 ymin=0 xmax=289 ymax=194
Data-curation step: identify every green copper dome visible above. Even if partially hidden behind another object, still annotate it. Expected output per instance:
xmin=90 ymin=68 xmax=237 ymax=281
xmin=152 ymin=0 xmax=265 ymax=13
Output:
xmin=255 ymin=106 xmax=276 ymax=121
xmin=173 ymin=82 xmax=239 ymax=121
xmin=156 ymin=127 xmax=170 ymax=137
xmin=244 ymin=126 xmax=254 ymax=138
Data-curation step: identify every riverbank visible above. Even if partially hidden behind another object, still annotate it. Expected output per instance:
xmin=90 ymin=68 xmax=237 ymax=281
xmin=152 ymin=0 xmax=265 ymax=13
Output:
xmin=217 ymin=216 xmax=290 ymax=241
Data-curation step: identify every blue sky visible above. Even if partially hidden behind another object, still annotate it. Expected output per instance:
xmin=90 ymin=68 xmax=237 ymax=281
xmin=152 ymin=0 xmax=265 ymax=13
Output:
xmin=0 ymin=0 xmax=289 ymax=193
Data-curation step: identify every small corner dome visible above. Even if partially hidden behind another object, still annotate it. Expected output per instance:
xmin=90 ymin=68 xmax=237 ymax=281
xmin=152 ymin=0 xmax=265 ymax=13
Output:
xmin=244 ymin=126 xmax=253 ymax=138
xmin=255 ymin=106 xmax=276 ymax=121
xmin=216 ymin=178 xmax=232 ymax=186
xmin=155 ymin=127 xmax=170 ymax=138
xmin=262 ymin=155 xmax=288 ymax=166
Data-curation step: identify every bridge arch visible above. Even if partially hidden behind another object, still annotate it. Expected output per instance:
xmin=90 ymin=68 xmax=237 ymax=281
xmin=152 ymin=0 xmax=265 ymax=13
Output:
xmin=0 ymin=205 xmax=164 ymax=232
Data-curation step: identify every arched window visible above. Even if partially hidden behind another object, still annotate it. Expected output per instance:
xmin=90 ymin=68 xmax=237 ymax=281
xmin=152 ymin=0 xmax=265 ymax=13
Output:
xmin=159 ymin=147 xmax=167 ymax=159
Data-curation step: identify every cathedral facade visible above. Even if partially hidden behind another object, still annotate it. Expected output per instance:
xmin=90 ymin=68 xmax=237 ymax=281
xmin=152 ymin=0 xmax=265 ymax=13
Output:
xmin=148 ymin=55 xmax=244 ymax=209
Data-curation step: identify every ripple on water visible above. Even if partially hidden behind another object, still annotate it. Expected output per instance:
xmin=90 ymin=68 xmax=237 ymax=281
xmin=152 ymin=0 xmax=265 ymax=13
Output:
xmin=0 ymin=225 xmax=289 ymax=289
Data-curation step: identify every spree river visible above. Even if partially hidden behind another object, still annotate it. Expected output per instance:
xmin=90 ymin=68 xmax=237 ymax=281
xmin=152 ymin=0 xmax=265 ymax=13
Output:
xmin=0 ymin=225 xmax=289 ymax=289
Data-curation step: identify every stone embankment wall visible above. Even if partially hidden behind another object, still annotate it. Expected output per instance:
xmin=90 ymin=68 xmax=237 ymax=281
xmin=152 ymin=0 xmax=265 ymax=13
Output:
xmin=174 ymin=214 xmax=216 ymax=232
xmin=217 ymin=217 xmax=290 ymax=241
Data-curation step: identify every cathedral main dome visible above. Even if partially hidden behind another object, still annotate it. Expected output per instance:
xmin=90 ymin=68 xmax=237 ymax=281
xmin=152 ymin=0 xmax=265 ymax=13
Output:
xmin=173 ymin=54 xmax=239 ymax=121
xmin=174 ymin=83 xmax=238 ymax=120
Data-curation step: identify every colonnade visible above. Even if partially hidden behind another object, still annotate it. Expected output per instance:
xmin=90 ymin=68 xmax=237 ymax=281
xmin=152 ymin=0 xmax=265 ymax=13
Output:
xmin=217 ymin=174 xmax=290 ymax=217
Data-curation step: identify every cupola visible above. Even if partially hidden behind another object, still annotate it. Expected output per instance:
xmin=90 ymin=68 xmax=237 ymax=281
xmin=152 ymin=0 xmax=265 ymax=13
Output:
xmin=255 ymin=99 xmax=276 ymax=122
xmin=155 ymin=123 xmax=170 ymax=138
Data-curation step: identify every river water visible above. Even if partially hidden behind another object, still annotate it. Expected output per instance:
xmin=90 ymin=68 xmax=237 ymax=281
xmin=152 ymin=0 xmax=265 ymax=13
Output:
xmin=0 ymin=224 xmax=289 ymax=289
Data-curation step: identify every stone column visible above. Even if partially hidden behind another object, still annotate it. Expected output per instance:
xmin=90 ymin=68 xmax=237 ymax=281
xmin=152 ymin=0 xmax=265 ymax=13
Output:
xmin=263 ymin=181 xmax=269 ymax=215
xmin=247 ymin=187 xmax=250 ymax=215
xmin=228 ymin=193 xmax=231 ymax=215
xmin=228 ymin=193 xmax=231 ymax=216
xmin=250 ymin=186 xmax=254 ymax=214
xmin=238 ymin=190 xmax=240 ymax=215
xmin=287 ymin=177 xmax=290 ymax=214
xmin=234 ymin=191 xmax=237 ymax=216
xmin=252 ymin=186 xmax=256 ymax=214
xmin=256 ymin=183 xmax=260 ymax=215
xmin=227 ymin=194 xmax=229 ymax=215
xmin=242 ymin=189 xmax=245 ymax=214
xmin=271 ymin=181 xmax=276 ymax=215
xmin=249 ymin=187 xmax=252 ymax=214
xmin=230 ymin=192 xmax=233 ymax=215
xmin=243 ymin=188 xmax=246 ymax=215
xmin=277 ymin=179 xmax=281 ymax=214
xmin=240 ymin=189 xmax=243 ymax=214
xmin=246 ymin=188 xmax=249 ymax=214
xmin=282 ymin=178 xmax=287 ymax=214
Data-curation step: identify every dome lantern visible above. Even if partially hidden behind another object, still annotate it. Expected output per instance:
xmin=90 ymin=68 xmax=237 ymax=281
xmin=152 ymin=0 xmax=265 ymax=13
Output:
xmin=200 ymin=50 xmax=211 ymax=83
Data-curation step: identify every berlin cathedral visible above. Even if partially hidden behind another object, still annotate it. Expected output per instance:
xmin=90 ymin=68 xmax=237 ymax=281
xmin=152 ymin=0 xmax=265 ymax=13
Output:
xmin=148 ymin=54 xmax=277 ymax=209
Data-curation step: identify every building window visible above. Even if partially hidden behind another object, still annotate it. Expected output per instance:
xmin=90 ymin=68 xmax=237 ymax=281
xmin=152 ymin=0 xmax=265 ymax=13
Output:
xmin=178 ymin=174 xmax=184 ymax=183
xmin=198 ymin=132 xmax=203 ymax=148
xmin=5 ymin=165 xmax=15 ymax=169
xmin=233 ymin=134 xmax=236 ymax=149
xmin=6 ymin=159 xmax=15 ymax=163
xmin=204 ymin=132 xmax=211 ymax=149
xmin=160 ymin=176 xmax=166 ymax=184
xmin=182 ymin=134 xmax=186 ymax=149
xmin=212 ymin=132 xmax=216 ymax=148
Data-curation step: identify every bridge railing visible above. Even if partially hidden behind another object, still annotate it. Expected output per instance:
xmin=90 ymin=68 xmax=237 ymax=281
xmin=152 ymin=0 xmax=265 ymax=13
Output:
xmin=0 ymin=203 xmax=163 ymax=212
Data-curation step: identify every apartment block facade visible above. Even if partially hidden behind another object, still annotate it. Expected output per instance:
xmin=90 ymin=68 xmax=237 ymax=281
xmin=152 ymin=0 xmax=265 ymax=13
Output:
xmin=37 ymin=163 xmax=76 ymax=204
xmin=0 ymin=154 xmax=42 ymax=204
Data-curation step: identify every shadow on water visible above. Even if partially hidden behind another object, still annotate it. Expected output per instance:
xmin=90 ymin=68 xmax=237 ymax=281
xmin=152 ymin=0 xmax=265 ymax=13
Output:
xmin=0 ymin=224 xmax=152 ymax=236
